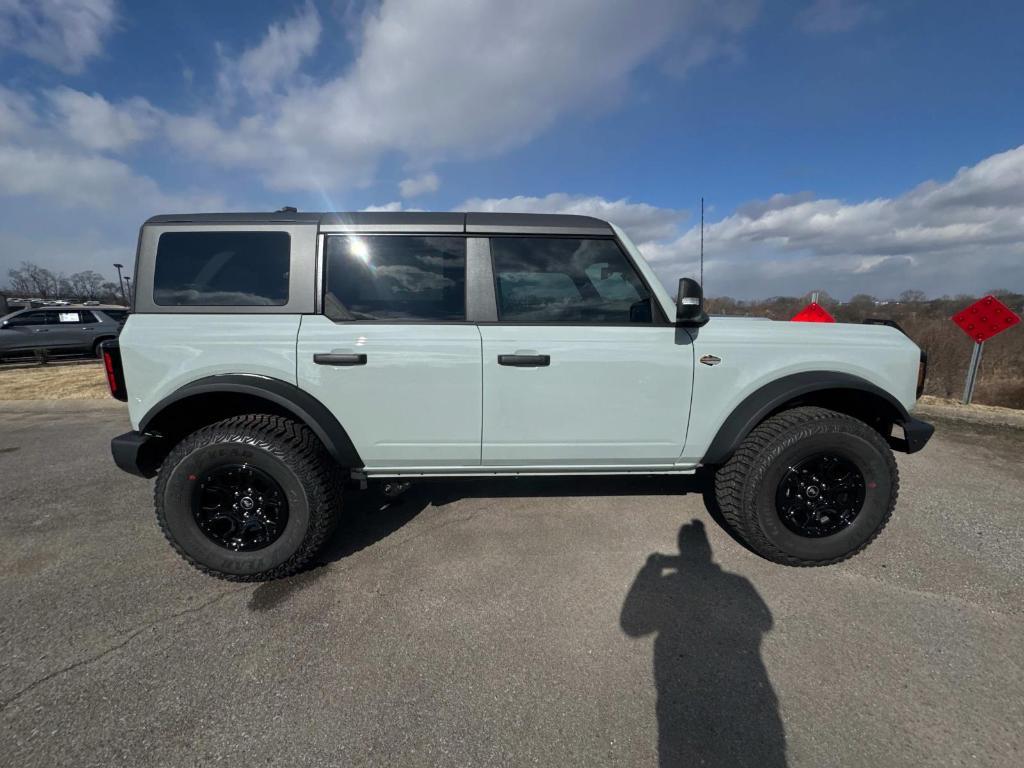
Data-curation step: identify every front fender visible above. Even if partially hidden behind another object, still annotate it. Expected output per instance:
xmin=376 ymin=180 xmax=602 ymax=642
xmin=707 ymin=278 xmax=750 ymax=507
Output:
xmin=699 ymin=371 xmax=916 ymax=465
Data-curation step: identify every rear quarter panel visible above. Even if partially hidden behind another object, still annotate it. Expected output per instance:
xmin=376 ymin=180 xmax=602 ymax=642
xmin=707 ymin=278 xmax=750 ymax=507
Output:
xmin=119 ymin=315 xmax=301 ymax=430
xmin=681 ymin=317 xmax=921 ymax=463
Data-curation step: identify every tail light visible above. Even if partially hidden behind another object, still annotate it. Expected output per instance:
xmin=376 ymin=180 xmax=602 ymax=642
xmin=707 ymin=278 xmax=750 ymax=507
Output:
xmin=917 ymin=350 xmax=928 ymax=400
xmin=101 ymin=341 xmax=128 ymax=402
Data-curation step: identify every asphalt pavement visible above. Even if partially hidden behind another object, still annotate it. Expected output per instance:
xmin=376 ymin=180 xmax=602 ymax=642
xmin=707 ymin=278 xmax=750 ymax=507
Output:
xmin=0 ymin=400 xmax=1021 ymax=767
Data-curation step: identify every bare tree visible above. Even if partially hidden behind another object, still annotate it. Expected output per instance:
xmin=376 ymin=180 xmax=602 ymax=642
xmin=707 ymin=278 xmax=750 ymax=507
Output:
xmin=66 ymin=270 xmax=106 ymax=299
xmin=898 ymin=289 xmax=927 ymax=303
xmin=99 ymin=281 xmax=122 ymax=303
xmin=8 ymin=262 xmax=61 ymax=298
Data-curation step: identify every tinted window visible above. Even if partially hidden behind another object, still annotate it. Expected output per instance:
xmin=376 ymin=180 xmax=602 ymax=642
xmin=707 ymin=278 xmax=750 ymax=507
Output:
xmin=100 ymin=309 xmax=127 ymax=322
xmin=324 ymin=236 xmax=466 ymax=321
xmin=6 ymin=310 xmax=49 ymax=327
xmin=491 ymin=238 xmax=653 ymax=323
xmin=153 ymin=231 xmax=290 ymax=306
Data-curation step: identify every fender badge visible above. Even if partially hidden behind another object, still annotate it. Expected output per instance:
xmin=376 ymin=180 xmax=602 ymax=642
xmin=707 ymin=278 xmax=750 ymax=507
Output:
xmin=700 ymin=355 xmax=722 ymax=366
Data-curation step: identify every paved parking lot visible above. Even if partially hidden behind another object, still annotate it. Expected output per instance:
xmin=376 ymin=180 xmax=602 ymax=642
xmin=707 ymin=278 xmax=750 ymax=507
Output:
xmin=1 ymin=400 xmax=1021 ymax=767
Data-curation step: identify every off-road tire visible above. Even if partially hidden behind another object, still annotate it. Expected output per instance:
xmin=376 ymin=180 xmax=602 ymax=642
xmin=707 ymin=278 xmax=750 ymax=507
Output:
xmin=154 ymin=414 xmax=340 ymax=581
xmin=714 ymin=406 xmax=898 ymax=566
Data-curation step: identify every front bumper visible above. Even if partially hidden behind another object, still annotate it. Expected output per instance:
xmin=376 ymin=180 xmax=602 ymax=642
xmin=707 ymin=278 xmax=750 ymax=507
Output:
xmin=890 ymin=416 xmax=935 ymax=454
xmin=111 ymin=431 xmax=166 ymax=478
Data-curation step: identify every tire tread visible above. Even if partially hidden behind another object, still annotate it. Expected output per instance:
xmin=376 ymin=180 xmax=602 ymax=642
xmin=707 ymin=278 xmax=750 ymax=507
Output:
xmin=154 ymin=414 xmax=339 ymax=581
xmin=714 ymin=406 xmax=899 ymax=567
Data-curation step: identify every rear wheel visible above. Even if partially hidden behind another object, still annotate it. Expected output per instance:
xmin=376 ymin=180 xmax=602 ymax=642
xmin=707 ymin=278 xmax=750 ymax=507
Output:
xmin=714 ymin=406 xmax=898 ymax=566
xmin=154 ymin=414 xmax=340 ymax=581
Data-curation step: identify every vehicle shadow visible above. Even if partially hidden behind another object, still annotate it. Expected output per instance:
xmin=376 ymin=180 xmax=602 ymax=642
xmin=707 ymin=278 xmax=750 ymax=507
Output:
xmin=621 ymin=520 xmax=786 ymax=767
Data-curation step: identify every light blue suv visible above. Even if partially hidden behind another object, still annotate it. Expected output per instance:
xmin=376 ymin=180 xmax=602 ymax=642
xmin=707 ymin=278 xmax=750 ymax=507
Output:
xmin=105 ymin=211 xmax=933 ymax=581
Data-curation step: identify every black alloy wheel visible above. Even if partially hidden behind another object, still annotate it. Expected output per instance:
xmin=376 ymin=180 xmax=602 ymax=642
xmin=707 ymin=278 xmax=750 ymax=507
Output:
xmin=775 ymin=453 xmax=866 ymax=538
xmin=192 ymin=463 xmax=290 ymax=551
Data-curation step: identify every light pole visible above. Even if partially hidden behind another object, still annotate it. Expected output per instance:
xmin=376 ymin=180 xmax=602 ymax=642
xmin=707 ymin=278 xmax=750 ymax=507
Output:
xmin=123 ymin=276 xmax=132 ymax=304
xmin=113 ymin=263 xmax=125 ymax=304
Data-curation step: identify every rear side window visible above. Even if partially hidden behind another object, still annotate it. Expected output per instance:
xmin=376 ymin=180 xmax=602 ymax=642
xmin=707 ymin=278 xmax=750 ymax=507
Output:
xmin=490 ymin=237 xmax=654 ymax=323
xmin=53 ymin=310 xmax=97 ymax=324
xmin=324 ymin=236 xmax=466 ymax=321
xmin=153 ymin=231 xmax=290 ymax=306
xmin=100 ymin=309 xmax=127 ymax=322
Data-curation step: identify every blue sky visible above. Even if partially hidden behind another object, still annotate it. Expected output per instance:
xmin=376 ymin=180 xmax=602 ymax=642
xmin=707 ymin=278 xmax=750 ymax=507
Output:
xmin=1 ymin=0 xmax=1022 ymax=298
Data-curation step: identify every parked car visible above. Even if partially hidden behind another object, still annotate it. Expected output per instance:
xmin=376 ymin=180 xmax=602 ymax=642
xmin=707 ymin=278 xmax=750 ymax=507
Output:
xmin=0 ymin=305 xmax=127 ymax=361
xmin=104 ymin=210 xmax=932 ymax=581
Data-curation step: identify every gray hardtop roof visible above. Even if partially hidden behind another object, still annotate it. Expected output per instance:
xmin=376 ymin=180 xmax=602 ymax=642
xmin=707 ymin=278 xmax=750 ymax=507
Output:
xmin=144 ymin=211 xmax=614 ymax=236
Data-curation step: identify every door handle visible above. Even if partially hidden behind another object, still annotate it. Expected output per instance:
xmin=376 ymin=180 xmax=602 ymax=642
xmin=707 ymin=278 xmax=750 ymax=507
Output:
xmin=498 ymin=354 xmax=550 ymax=367
xmin=33 ymin=329 xmax=49 ymax=333
xmin=313 ymin=353 xmax=367 ymax=366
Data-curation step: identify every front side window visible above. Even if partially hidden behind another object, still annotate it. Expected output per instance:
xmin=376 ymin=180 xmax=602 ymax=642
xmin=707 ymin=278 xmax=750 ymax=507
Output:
xmin=5 ymin=311 xmax=49 ymax=327
xmin=324 ymin=236 xmax=466 ymax=321
xmin=153 ymin=231 xmax=291 ymax=306
xmin=491 ymin=237 xmax=654 ymax=323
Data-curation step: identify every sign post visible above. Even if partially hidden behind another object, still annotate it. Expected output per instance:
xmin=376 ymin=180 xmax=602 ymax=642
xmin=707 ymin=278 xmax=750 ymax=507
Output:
xmin=961 ymin=341 xmax=984 ymax=405
xmin=951 ymin=295 xmax=1021 ymax=405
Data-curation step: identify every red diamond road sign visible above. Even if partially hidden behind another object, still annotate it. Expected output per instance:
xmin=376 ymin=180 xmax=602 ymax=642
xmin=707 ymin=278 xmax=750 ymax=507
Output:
xmin=791 ymin=302 xmax=835 ymax=323
xmin=952 ymin=295 xmax=1020 ymax=343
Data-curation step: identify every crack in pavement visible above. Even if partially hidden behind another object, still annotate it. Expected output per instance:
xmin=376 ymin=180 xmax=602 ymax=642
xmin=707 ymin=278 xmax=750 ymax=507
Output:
xmin=0 ymin=586 xmax=248 ymax=714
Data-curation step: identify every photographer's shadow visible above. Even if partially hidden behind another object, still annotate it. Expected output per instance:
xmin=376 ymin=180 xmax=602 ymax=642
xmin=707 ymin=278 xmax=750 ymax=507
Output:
xmin=621 ymin=520 xmax=786 ymax=767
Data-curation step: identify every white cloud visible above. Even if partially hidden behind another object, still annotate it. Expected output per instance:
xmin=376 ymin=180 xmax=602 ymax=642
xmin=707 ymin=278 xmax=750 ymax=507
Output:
xmin=0 ymin=0 xmax=116 ymax=73
xmin=361 ymin=201 xmax=404 ymax=212
xmin=0 ymin=82 xmax=226 ymax=280
xmin=646 ymin=145 xmax=1024 ymax=298
xmin=0 ymin=144 xmax=221 ymax=212
xmin=399 ymin=172 xmax=439 ymax=198
xmin=218 ymin=2 xmax=321 ymax=98
xmin=169 ymin=0 xmax=760 ymax=190
xmin=796 ymin=0 xmax=870 ymax=35
xmin=459 ymin=193 xmax=688 ymax=245
xmin=459 ymin=147 xmax=1024 ymax=299
xmin=46 ymin=87 xmax=159 ymax=152
xmin=0 ymin=85 xmax=36 ymax=138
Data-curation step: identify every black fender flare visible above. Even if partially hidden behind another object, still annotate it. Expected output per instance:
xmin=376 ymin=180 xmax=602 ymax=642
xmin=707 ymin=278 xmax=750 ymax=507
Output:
xmin=701 ymin=371 xmax=914 ymax=465
xmin=140 ymin=374 xmax=363 ymax=468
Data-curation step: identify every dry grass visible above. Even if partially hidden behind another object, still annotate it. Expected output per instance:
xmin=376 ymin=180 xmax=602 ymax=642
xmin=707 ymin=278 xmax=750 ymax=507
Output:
xmin=0 ymin=363 xmax=109 ymax=400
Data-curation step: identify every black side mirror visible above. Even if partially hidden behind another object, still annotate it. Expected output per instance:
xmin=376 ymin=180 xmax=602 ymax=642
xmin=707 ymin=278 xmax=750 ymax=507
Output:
xmin=676 ymin=278 xmax=709 ymax=326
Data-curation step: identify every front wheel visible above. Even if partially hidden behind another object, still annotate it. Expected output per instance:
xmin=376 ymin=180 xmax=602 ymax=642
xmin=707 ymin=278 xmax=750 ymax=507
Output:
xmin=714 ymin=406 xmax=898 ymax=566
xmin=154 ymin=415 xmax=340 ymax=581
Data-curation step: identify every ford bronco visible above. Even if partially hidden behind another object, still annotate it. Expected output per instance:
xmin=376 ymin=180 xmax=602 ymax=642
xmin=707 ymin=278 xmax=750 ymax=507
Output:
xmin=105 ymin=211 xmax=933 ymax=580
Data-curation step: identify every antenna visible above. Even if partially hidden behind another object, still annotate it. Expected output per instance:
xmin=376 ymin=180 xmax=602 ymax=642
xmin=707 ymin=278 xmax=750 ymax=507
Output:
xmin=699 ymin=196 xmax=704 ymax=287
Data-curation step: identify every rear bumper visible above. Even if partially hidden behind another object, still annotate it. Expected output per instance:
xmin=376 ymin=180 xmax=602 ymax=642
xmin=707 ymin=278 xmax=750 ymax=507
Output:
xmin=111 ymin=431 xmax=166 ymax=478
xmin=890 ymin=416 xmax=935 ymax=454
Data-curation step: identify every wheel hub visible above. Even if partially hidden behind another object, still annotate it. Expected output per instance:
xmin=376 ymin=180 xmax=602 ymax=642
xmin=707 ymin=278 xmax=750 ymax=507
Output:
xmin=775 ymin=453 xmax=866 ymax=538
xmin=191 ymin=464 xmax=289 ymax=551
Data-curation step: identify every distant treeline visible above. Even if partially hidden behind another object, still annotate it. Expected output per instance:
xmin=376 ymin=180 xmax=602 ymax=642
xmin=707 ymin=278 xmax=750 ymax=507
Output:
xmin=2 ymin=261 xmax=124 ymax=304
xmin=706 ymin=290 xmax=1024 ymax=410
